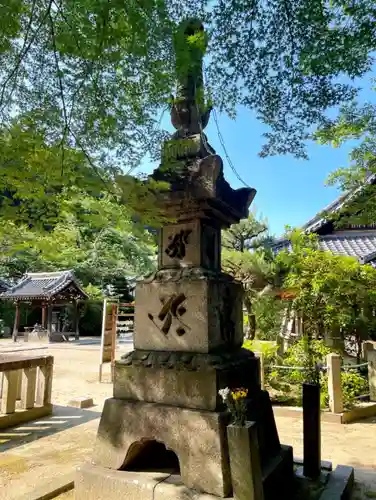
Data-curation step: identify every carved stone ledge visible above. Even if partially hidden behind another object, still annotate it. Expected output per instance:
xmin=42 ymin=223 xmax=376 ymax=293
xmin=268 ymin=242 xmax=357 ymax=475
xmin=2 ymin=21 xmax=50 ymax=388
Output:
xmin=119 ymin=348 xmax=255 ymax=372
xmin=144 ymin=267 xmax=236 ymax=284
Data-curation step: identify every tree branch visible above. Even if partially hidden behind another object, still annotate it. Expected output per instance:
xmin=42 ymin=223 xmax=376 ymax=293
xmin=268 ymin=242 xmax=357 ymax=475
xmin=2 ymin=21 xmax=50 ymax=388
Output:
xmin=48 ymin=7 xmax=69 ymax=174
xmin=0 ymin=0 xmax=53 ymax=111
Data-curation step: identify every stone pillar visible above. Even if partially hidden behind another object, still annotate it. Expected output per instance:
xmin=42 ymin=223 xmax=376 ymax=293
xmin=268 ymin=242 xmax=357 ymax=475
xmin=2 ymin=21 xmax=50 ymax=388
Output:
xmin=367 ymin=350 xmax=376 ymax=402
xmin=327 ymin=353 xmax=343 ymax=414
xmin=362 ymin=340 xmax=375 ymax=361
xmin=36 ymin=363 xmax=53 ymax=406
xmin=1 ymin=371 xmax=18 ymax=414
xmin=21 ymin=367 xmax=37 ymax=409
xmin=15 ymin=369 xmax=22 ymax=400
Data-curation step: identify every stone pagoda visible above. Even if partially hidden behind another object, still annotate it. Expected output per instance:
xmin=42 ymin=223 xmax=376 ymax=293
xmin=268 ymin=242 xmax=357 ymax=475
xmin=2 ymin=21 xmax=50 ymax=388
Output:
xmin=76 ymin=18 xmax=293 ymax=500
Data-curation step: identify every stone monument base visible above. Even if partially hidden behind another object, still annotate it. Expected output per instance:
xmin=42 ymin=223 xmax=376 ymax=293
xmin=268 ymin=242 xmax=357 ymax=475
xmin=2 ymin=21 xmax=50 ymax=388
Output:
xmin=78 ymin=395 xmax=294 ymax=500
xmin=77 ymin=444 xmax=293 ymax=500
xmin=76 ymin=465 xmax=221 ymax=500
xmin=91 ymin=398 xmax=232 ymax=497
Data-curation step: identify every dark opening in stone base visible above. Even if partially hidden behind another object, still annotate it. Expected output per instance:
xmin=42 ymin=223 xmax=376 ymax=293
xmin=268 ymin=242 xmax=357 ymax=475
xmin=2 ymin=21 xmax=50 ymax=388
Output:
xmin=122 ymin=439 xmax=180 ymax=474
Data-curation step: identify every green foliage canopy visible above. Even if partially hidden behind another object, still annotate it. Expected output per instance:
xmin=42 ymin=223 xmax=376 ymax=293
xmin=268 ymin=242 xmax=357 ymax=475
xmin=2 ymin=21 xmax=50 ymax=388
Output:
xmin=277 ymin=229 xmax=376 ymax=344
xmin=222 ymin=212 xmax=282 ymax=339
xmin=1 ymin=0 xmax=376 ymax=164
xmin=314 ymin=84 xmax=376 ymax=227
xmin=0 ymin=116 xmax=168 ymax=232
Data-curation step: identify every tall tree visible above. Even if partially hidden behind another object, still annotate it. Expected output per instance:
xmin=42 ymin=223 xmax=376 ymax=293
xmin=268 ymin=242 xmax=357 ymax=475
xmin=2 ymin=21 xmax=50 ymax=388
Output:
xmin=222 ymin=212 xmax=280 ymax=339
xmin=0 ymin=116 xmax=167 ymax=231
xmin=222 ymin=212 xmax=269 ymax=252
xmin=277 ymin=229 xmax=376 ymax=359
xmin=0 ymin=216 xmax=156 ymax=288
xmin=0 ymin=0 xmax=375 ymax=170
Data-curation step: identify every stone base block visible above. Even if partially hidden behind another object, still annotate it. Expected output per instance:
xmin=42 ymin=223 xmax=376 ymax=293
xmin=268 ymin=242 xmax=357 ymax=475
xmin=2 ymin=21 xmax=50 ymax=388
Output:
xmin=262 ymin=445 xmax=294 ymax=500
xmin=0 ymin=404 xmax=52 ymax=430
xmin=67 ymin=397 xmax=94 ymax=409
xmin=319 ymin=465 xmax=354 ymax=500
xmin=75 ymin=464 xmax=223 ymax=500
xmin=115 ymin=348 xmax=260 ymax=411
xmin=75 ymin=453 xmax=296 ymax=500
xmin=92 ymin=398 xmax=231 ymax=497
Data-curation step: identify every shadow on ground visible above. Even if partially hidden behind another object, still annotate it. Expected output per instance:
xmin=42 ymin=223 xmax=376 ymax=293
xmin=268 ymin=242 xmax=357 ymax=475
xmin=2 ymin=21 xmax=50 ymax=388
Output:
xmin=0 ymin=405 xmax=100 ymax=453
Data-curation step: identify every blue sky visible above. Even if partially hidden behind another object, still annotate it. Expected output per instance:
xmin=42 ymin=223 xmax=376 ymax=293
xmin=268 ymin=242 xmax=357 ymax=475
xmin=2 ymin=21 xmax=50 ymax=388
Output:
xmin=140 ymin=79 xmax=373 ymax=238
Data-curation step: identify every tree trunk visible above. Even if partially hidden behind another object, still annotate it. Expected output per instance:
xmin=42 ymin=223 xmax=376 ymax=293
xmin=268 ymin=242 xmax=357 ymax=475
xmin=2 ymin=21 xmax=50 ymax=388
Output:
xmin=244 ymin=295 xmax=256 ymax=340
xmin=355 ymin=332 xmax=362 ymax=364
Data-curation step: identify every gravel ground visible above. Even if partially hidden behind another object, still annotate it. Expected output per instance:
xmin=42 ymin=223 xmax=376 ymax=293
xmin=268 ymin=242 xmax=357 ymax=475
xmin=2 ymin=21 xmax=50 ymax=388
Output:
xmin=1 ymin=338 xmax=376 ymax=499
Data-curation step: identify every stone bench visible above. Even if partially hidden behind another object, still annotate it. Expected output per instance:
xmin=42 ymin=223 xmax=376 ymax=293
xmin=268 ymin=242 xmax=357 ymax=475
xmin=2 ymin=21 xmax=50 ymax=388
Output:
xmin=0 ymin=353 xmax=54 ymax=428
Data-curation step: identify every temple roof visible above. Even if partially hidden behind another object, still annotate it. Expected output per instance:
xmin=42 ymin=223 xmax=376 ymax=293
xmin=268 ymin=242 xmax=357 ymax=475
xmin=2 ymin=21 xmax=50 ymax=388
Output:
xmin=303 ymin=173 xmax=376 ymax=233
xmin=271 ymin=173 xmax=376 ymax=266
xmin=0 ymin=270 xmax=88 ymax=301
xmin=272 ymin=230 xmax=376 ymax=267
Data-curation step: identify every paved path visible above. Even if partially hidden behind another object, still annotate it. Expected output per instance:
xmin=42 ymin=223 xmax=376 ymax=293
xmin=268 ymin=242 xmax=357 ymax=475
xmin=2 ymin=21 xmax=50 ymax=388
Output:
xmin=2 ymin=409 xmax=375 ymax=499
xmin=0 ymin=339 xmax=375 ymax=499
xmin=276 ymin=413 xmax=376 ymax=498
xmin=0 ymin=408 xmax=99 ymax=500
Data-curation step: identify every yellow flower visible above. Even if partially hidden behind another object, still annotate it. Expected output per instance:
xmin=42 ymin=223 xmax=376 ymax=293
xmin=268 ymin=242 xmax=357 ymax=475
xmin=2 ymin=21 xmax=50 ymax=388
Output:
xmin=231 ymin=388 xmax=248 ymax=400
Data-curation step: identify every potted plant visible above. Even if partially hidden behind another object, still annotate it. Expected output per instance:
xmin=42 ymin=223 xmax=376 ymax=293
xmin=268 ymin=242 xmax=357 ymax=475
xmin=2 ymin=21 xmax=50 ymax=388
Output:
xmin=219 ymin=387 xmax=264 ymax=500
xmin=218 ymin=387 xmax=248 ymax=426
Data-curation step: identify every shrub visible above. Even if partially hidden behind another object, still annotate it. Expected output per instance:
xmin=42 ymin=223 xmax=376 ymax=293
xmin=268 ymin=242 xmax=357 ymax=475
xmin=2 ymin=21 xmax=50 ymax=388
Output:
xmin=252 ymin=295 xmax=284 ymax=341
xmin=272 ymin=338 xmax=368 ymax=408
xmin=243 ymin=339 xmax=278 ymax=366
xmin=320 ymin=370 xmax=368 ymax=410
xmin=0 ymin=301 xmax=16 ymax=329
xmin=278 ymin=338 xmax=332 ymax=386
xmin=283 ymin=338 xmax=332 ymax=368
xmin=341 ymin=371 xmax=369 ymax=409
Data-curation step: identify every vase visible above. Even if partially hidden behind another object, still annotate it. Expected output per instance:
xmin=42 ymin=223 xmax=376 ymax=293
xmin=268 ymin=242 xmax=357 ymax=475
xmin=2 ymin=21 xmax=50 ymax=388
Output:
xmin=227 ymin=421 xmax=264 ymax=500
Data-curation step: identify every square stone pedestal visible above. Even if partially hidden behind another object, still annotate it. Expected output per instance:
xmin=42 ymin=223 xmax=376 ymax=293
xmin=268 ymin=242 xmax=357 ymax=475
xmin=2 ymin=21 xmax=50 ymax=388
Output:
xmin=134 ymin=276 xmax=244 ymax=353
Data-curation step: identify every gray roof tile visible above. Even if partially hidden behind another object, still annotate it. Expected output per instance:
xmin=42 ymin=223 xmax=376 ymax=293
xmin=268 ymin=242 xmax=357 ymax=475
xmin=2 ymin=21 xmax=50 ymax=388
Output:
xmin=272 ymin=231 xmax=376 ymax=267
xmin=303 ymin=174 xmax=376 ymax=232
